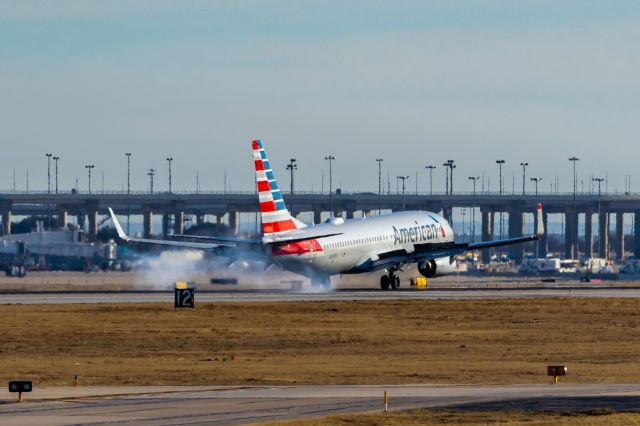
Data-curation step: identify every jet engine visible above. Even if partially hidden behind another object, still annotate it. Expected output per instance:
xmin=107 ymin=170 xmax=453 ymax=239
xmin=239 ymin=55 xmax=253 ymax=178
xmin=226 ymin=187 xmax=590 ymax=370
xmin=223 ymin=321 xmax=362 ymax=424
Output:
xmin=418 ymin=256 xmax=457 ymax=278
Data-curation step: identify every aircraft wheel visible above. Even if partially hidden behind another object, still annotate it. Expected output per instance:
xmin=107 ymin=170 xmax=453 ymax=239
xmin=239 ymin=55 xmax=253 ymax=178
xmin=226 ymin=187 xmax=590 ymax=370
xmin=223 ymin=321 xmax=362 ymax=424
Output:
xmin=380 ymin=275 xmax=390 ymax=290
xmin=390 ymin=275 xmax=399 ymax=290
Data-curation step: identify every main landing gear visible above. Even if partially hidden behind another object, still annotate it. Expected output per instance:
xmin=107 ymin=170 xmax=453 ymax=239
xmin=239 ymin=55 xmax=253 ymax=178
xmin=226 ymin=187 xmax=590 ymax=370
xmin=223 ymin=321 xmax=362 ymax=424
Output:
xmin=380 ymin=269 xmax=400 ymax=291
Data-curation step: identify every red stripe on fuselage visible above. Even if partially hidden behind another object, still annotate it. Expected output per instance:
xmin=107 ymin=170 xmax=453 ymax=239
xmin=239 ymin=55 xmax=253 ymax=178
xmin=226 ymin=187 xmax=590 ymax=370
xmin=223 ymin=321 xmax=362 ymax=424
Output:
xmin=271 ymin=239 xmax=323 ymax=256
xmin=262 ymin=220 xmax=297 ymax=234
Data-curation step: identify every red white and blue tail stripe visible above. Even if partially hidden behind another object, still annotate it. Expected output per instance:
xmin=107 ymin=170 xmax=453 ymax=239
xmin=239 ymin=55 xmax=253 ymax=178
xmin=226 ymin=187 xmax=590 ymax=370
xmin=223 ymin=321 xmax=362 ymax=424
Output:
xmin=252 ymin=139 xmax=306 ymax=238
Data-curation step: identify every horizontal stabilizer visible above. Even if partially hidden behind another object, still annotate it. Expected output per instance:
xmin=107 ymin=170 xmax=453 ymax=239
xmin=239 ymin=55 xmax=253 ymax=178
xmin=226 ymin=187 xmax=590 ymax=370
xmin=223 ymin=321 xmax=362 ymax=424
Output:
xmin=263 ymin=230 xmax=344 ymax=244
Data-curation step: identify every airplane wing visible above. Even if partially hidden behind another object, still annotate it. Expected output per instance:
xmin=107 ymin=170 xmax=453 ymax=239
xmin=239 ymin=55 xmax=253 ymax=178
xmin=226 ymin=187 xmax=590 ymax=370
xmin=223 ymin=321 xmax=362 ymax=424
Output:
xmin=108 ymin=208 xmax=233 ymax=249
xmin=467 ymin=235 xmax=539 ymax=251
xmin=170 ymin=234 xmax=262 ymax=245
xmin=365 ymin=235 xmax=539 ymax=272
xmin=363 ymin=204 xmax=544 ymax=272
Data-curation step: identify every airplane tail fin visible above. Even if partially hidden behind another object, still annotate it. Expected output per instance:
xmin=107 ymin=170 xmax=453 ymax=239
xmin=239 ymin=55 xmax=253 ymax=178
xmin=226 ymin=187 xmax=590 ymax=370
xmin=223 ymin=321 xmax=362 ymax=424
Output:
xmin=252 ymin=139 xmax=307 ymax=237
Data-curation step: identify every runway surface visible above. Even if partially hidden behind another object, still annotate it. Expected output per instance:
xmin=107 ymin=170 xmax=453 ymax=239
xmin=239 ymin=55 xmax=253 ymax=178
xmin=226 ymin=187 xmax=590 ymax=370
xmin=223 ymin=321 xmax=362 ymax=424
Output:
xmin=1 ymin=384 xmax=639 ymax=425
xmin=2 ymin=287 xmax=640 ymax=304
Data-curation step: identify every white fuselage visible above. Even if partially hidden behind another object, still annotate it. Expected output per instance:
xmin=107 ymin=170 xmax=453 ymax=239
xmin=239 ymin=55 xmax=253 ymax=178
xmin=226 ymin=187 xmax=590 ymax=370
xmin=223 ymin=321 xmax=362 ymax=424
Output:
xmin=270 ymin=211 xmax=454 ymax=276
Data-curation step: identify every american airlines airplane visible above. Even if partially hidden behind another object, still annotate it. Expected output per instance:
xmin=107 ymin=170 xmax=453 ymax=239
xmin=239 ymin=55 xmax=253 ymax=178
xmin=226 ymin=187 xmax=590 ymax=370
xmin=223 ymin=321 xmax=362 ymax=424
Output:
xmin=109 ymin=139 xmax=543 ymax=289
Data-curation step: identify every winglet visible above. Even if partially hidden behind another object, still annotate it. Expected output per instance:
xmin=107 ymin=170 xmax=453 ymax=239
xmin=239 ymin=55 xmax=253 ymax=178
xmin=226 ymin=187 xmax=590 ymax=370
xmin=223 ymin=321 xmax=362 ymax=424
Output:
xmin=108 ymin=208 xmax=130 ymax=241
xmin=536 ymin=203 xmax=545 ymax=236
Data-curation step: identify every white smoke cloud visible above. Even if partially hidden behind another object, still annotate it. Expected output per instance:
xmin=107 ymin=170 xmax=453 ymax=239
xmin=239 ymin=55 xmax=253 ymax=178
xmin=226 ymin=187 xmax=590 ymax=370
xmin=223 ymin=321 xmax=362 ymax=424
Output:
xmin=130 ymin=248 xmax=336 ymax=292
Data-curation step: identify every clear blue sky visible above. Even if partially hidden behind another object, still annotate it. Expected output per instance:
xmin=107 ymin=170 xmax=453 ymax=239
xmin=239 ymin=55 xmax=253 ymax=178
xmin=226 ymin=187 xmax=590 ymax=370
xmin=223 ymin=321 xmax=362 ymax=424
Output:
xmin=1 ymin=1 xmax=639 ymax=194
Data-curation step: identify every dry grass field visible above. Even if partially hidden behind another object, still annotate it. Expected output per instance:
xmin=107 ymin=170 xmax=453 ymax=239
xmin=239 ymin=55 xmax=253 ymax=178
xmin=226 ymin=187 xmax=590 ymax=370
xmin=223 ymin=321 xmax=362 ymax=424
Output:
xmin=1 ymin=298 xmax=639 ymax=386
xmin=267 ymin=409 xmax=640 ymax=425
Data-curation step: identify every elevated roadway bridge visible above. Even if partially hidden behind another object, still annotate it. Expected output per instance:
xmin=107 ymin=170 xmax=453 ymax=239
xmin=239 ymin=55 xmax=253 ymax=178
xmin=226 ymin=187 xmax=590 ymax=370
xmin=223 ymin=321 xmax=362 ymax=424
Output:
xmin=1 ymin=192 xmax=639 ymax=263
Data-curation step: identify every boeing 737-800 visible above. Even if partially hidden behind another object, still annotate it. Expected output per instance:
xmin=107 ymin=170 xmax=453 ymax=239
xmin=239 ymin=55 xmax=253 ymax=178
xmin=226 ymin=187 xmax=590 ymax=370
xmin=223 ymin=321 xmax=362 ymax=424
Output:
xmin=109 ymin=139 xmax=543 ymax=289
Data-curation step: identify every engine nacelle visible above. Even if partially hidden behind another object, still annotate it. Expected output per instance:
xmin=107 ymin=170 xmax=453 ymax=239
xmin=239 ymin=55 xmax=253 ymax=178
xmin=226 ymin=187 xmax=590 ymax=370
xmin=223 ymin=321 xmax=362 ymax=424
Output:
xmin=418 ymin=257 xmax=457 ymax=278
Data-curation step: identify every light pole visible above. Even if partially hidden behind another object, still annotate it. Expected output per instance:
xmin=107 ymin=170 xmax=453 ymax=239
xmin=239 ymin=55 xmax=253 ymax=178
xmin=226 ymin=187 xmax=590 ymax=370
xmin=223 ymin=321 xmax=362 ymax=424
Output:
xmin=125 ymin=152 xmax=132 ymax=233
xmin=376 ymin=158 xmax=384 ymax=215
xmin=442 ymin=161 xmax=450 ymax=194
xmin=85 ymin=164 xmax=95 ymax=194
xmin=520 ymin=162 xmax=528 ymax=195
xmin=325 ymin=155 xmax=335 ymax=215
xmin=376 ymin=158 xmax=383 ymax=195
xmin=46 ymin=153 xmax=52 ymax=194
xmin=448 ymin=160 xmax=456 ymax=194
xmin=569 ymin=157 xmax=580 ymax=258
xmin=569 ymin=157 xmax=580 ymax=201
xmin=530 ymin=177 xmax=542 ymax=199
xmin=286 ymin=158 xmax=297 ymax=194
xmin=443 ymin=160 xmax=455 ymax=195
xmin=496 ymin=159 xmax=506 ymax=255
xmin=166 ymin=157 xmax=173 ymax=193
xmin=468 ymin=176 xmax=479 ymax=244
xmin=496 ymin=160 xmax=505 ymax=195
xmin=425 ymin=165 xmax=436 ymax=195
xmin=397 ymin=175 xmax=409 ymax=211
xmin=125 ymin=153 xmax=132 ymax=194
xmin=148 ymin=168 xmax=156 ymax=194
xmin=53 ymin=156 xmax=60 ymax=194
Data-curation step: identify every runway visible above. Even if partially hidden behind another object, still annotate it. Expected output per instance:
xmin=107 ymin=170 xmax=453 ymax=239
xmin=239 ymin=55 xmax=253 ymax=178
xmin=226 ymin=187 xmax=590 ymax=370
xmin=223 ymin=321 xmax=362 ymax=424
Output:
xmin=1 ymin=384 xmax=639 ymax=425
xmin=2 ymin=287 xmax=640 ymax=304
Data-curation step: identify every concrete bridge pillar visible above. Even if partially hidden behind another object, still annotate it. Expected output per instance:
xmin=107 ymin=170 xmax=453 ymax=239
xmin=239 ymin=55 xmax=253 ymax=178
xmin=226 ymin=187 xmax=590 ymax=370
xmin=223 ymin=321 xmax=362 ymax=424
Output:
xmin=615 ymin=212 xmax=625 ymax=260
xmin=564 ymin=208 xmax=578 ymax=259
xmin=77 ymin=214 xmax=86 ymax=231
xmin=346 ymin=210 xmax=355 ymax=220
xmin=1 ymin=209 xmax=12 ymax=236
xmin=57 ymin=205 xmax=68 ymax=230
xmin=162 ymin=213 xmax=170 ymax=237
xmin=584 ymin=211 xmax=593 ymax=259
xmin=196 ymin=214 xmax=205 ymax=226
xmin=174 ymin=210 xmax=185 ymax=235
xmin=442 ymin=206 xmax=453 ymax=225
xmin=143 ymin=210 xmax=153 ymax=238
xmin=635 ymin=210 xmax=640 ymax=258
xmin=313 ymin=209 xmax=322 ymax=225
xmin=598 ymin=210 xmax=609 ymax=259
xmin=228 ymin=211 xmax=239 ymax=233
xmin=216 ymin=215 xmax=224 ymax=225
xmin=87 ymin=210 xmax=98 ymax=241
xmin=508 ymin=207 xmax=524 ymax=263
xmin=0 ymin=200 xmax=12 ymax=236
xmin=538 ymin=210 xmax=548 ymax=259
xmin=480 ymin=206 xmax=493 ymax=263
xmin=84 ymin=200 xmax=100 ymax=241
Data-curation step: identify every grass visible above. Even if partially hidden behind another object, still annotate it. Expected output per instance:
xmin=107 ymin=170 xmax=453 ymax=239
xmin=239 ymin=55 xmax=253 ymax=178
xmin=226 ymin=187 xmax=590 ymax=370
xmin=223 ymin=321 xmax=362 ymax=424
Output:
xmin=265 ymin=409 xmax=640 ymax=425
xmin=1 ymin=298 xmax=639 ymax=386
